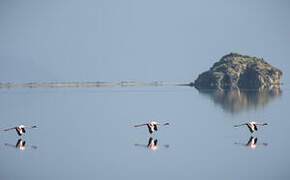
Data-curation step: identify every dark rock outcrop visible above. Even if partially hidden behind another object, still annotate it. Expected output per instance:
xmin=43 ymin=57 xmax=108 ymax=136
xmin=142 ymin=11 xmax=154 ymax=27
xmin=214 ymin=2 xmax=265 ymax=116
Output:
xmin=194 ymin=53 xmax=282 ymax=90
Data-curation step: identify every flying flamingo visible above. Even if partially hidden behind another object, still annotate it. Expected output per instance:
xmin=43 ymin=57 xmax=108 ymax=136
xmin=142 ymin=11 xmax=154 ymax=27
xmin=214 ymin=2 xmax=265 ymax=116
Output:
xmin=234 ymin=122 xmax=267 ymax=133
xmin=3 ymin=125 xmax=37 ymax=136
xmin=134 ymin=137 xmax=169 ymax=150
xmin=234 ymin=136 xmax=268 ymax=149
xmin=134 ymin=121 xmax=169 ymax=134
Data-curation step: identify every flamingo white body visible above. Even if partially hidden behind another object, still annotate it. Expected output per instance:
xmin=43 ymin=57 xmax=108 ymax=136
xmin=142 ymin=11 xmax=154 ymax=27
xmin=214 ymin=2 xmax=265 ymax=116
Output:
xmin=3 ymin=125 xmax=37 ymax=136
xmin=134 ymin=121 xmax=169 ymax=134
xmin=234 ymin=121 xmax=267 ymax=133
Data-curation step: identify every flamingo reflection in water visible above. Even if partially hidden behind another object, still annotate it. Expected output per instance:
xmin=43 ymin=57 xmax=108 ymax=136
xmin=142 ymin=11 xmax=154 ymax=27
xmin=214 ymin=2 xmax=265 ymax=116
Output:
xmin=4 ymin=139 xmax=37 ymax=151
xmin=234 ymin=136 xmax=268 ymax=149
xmin=135 ymin=137 xmax=169 ymax=151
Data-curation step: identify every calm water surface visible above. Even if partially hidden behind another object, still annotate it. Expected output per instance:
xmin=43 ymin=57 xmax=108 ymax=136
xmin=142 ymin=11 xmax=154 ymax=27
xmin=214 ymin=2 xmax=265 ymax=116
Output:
xmin=0 ymin=85 xmax=289 ymax=180
xmin=1 ymin=1 xmax=290 ymax=179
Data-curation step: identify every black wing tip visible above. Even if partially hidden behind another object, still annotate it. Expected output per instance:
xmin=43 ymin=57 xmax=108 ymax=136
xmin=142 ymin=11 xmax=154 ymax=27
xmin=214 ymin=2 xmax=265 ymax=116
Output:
xmin=154 ymin=125 xmax=158 ymax=131
xmin=247 ymin=126 xmax=254 ymax=133
xmin=154 ymin=139 xmax=158 ymax=146
xmin=254 ymin=124 xmax=258 ymax=131
xmin=254 ymin=138 xmax=258 ymax=144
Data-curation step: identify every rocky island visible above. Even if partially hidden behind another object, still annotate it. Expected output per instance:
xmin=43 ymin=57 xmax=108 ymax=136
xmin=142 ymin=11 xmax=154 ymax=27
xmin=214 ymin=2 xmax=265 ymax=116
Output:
xmin=194 ymin=53 xmax=282 ymax=90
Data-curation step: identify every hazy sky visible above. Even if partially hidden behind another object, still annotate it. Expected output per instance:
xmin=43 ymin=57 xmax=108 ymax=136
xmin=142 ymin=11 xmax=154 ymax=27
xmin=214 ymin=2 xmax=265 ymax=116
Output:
xmin=1 ymin=1 xmax=290 ymax=179
xmin=0 ymin=0 xmax=289 ymax=83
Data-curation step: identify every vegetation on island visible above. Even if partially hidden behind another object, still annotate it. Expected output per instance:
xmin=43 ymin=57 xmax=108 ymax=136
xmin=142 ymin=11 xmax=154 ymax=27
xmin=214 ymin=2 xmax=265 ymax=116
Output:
xmin=194 ymin=53 xmax=282 ymax=90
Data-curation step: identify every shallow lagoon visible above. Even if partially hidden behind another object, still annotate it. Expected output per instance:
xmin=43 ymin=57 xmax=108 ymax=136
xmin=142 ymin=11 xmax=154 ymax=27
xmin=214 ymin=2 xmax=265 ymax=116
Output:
xmin=0 ymin=85 xmax=289 ymax=180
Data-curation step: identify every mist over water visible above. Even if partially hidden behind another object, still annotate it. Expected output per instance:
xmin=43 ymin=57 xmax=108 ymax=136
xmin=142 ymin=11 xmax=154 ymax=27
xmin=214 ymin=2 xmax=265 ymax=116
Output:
xmin=1 ymin=0 xmax=290 ymax=179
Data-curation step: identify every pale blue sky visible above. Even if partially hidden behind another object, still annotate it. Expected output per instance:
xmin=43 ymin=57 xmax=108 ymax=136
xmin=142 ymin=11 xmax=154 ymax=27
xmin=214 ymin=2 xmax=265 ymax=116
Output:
xmin=0 ymin=0 xmax=289 ymax=83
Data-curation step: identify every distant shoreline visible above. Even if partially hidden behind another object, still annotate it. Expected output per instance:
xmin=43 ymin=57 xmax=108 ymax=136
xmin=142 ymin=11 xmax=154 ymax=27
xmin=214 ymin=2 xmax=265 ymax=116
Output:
xmin=0 ymin=81 xmax=193 ymax=88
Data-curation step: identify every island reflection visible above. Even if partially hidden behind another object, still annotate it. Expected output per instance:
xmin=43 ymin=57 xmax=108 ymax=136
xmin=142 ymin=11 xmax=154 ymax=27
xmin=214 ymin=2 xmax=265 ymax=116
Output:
xmin=198 ymin=88 xmax=281 ymax=114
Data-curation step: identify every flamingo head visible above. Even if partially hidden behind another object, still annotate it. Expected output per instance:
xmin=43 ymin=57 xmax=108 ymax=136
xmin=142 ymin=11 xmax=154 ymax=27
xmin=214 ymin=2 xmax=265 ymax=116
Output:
xmin=18 ymin=125 xmax=25 ymax=129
